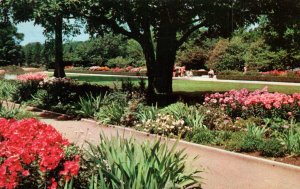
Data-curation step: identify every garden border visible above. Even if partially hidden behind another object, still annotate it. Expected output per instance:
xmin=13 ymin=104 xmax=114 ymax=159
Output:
xmin=80 ymin=118 xmax=300 ymax=172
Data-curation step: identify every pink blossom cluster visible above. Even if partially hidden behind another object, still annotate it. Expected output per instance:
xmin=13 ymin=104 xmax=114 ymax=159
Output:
xmin=205 ymin=87 xmax=300 ymax=118
xmin=17 ymin=72 xmax=48 ymax=82
xmin=261 ymin=70 xmax=287 ymax=76
xmin=89 ymin=66 xmax=142 ymax=72
xmin=0 ymin=119 xmax=80 ymax=189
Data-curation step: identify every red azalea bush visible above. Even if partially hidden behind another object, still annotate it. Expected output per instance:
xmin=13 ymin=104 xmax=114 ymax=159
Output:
xmin=0 ymin=119 xmax=80 ymax=189
xmin=16 ymin=72 xmax=48 ymax=82
xmin=204 ymin=87 xmax=300 ymax=119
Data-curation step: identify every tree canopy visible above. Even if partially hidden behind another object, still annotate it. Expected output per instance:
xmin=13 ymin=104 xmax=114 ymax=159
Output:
xmin=2 ymin=0 xmax=82 ymax=77
xmin=81 ymin=0 xmax=263 ymax=94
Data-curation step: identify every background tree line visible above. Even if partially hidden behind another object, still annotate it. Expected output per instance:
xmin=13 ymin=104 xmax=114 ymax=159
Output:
xmin=1 ymin=0 xmax=300 ymax=95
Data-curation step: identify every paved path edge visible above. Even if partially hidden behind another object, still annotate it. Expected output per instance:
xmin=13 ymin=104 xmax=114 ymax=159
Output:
xmin=81 ymin=118 xmax=300 ymax=172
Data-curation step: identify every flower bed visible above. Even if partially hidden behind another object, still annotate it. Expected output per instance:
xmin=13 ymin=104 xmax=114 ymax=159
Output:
xmin=17 ymin=72 xmax=48 ymax=82
xmin=0 ymin=119 xmax=80 ymax=189
xmin=217 ymin=70 xmax=300 ymax=83
xmin=204 ymin=87 xmax=300 ymax=120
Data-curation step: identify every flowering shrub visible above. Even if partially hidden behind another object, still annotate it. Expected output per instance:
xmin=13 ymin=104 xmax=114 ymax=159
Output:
xmin=0 ymin=119 xmax=80 ymax=189
xmin=110 ymin=67 xmax=125 ymax=72
xmin=17 ymin=72 xmax=48 ymax=82
xmin=136 ymin=114 xmax=191 ymax=137
xmin=261 ymin=70 xmax=287 ymax=76
xmin=205 ymin=87 xmax=300 ymax=120
xmin=89 ymin=66 xmax=110 ymax=71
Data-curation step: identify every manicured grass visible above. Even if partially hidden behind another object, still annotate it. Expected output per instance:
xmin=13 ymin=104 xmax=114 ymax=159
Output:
xmin=68 ymin=74 xmax=300 ymax=94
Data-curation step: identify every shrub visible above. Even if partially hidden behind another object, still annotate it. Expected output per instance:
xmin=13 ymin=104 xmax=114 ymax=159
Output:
xmin=185 ymin=128 xmax=214 ymax=144
xmin=259 ymin=139 xmax=286 ymax=157
xmin=13 ymin=81 xmax=40 ymax=102
xmin=226 ymin=132 xmax=262 ymax=152
xmin=0 ymin=80 xmax=17 ymax=100
xmin=16 ymin=72 xmax=48 ymax=82
xmin=205 ymin=87 xmax=300 ymax=120
xmin=136 ymin=114 xmax=191 ymax=137
xmin=0 ymin=101 xmax=35 ymax=120
xmin=135 ymin=104 xmax=158 ymax=123
xmin=279 ymin=127 xmax=300 ymax=155
xmin=76 ymin=93 xmax=107 ymax=118
xmin=84 ymin=135 xmax=201 ymax=189
xmin=198 ymin=106 xmax=233 ymax=130
xmin=0 ymin=119 xmax=80 ymax=189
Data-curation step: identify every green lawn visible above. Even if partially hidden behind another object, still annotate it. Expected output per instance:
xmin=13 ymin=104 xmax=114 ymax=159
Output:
xmin=68 ymin=75 xmax=300 ymax=94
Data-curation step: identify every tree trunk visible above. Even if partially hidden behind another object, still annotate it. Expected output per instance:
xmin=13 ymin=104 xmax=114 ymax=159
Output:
xmin=154 ymin=23 xmax=177 ymax=94
xmin=140 ymin=38 xmax=156 ymax=96
xmin=54 ymin=14 xmax=65 ymax=78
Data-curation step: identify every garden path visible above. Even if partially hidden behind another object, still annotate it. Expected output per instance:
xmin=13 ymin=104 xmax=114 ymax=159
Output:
xmin=39 ymin=116 xmax=300 ymax=189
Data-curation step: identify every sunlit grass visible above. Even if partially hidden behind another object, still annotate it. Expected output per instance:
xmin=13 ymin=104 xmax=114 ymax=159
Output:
xmin=66 ymin=74 xmax=300 ymax=94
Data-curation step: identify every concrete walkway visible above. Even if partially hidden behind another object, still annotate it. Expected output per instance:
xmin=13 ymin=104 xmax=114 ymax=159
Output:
xmin=40 ymin=118 xmax=300 ymax=189
xmin=45 ymin=71 xmax=300 ymax=87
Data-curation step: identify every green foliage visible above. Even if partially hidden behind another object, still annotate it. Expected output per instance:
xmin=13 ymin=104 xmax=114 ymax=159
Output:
xmin=135 ymin=104 xmax=158 ymax=123
xmin=76 ymin=93 xmax=106 ymax=118
xmin=246 ymin=123 xmax=268 ymax=139
xmin=95 ymin=92 xmax=127 ymax=124
xmin=13 ymin=81 xmax=40 ymax=102
xmin=0 ymin=80 xmax=17 ymax=100
xmin=22 ymin=42 xmax=44 ymax=67
xmin=0 ymin=21 xmax=23 ymax=66
xmin=185 ymin=128 xmax=214 ymax=145
xmin=0 ymin=101 xmax=35 ymax=119
xmin=259 ymin=139 xmax=286 ymax=157
xmin=279 ymin=126 xmax=300 ymax=155
xmin=84 ymin=135 xmax=201 ymax=189
xmin=226 ymin=132 xmax=262 ymax=152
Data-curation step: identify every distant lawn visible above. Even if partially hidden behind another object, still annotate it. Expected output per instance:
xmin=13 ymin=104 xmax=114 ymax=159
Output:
xmin=68 ymin=75 xmax=300 ymax=94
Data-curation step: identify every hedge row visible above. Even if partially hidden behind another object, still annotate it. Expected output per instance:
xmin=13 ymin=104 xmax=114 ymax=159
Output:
xmin=217 ymin=75 xmax=300 ymax=83
xmin=48 ymin=69 xmax=147 ymax=76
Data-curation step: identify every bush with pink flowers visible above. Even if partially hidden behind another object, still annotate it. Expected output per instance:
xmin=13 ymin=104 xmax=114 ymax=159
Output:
xmin=0 ymin=119 xmax=80 ymax=189
xmin=16 ymin=72 xmax=48 ymax=82
xmin=204 ymin=87 xmax=300 ymax=120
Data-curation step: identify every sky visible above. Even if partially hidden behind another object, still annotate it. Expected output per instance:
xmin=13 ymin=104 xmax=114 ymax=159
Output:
xmin=17 ymin=21 xmax=90 ymax=45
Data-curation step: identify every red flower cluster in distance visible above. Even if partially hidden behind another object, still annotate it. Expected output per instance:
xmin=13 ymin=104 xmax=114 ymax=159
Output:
xmin=0 ymin=119 xmax=80 ymax=189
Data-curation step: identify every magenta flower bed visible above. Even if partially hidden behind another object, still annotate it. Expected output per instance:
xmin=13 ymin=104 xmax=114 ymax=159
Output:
xmin=205 ymin=87 xmax=300 ymax=119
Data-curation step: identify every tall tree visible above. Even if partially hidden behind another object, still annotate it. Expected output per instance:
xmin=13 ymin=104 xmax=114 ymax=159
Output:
xmin=260 ymin=0 xmax=300 ymax=69
xmin=0 ymin=3 xmax=23 ymax=66
xmin=83 ymin=0 xmax=262 ymax=95
xmin=2 ymin=0 xmax=81 ymax=77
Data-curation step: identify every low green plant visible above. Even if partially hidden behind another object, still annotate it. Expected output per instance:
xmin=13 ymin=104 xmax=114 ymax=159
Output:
xmin=160 ymin=102 xmax=189 ymax=120
xmin=226 ymin=132 xmax=262 ymax=152
xmin=0 ymin=101 xmax=36 ymax=119
xmin=77 ymin=93 xmax=107 ymax=118
xmin=84 ymin=134 xmax=201 ymax=189
xmin=0 ymin=80 xmax=17 ymax=100
xmin=246 ymin=123 xmax=268 ymax=139
xmin=185 ymin=128 xmax=214 ymax=145
xmin=213 ymin=131 xmax=233 ymax=146
xmin=259 ymin=139 xmax=286 ymax=157
xmin=96 ymin=101 xmax=126 ymax=124
xmin=279 ymin=126 xmax=300 ymax=155
xmin=185 ymin=106 xmax=206 ymax=129
xmin=135 ymin=104 xmax=158 ymax=123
